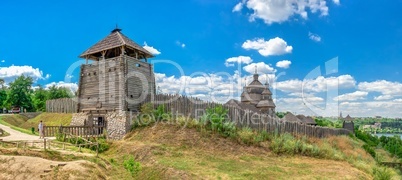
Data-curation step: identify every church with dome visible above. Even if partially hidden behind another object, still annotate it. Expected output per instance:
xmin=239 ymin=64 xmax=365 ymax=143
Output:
xmin=225 ymin=70 xmax=276 ymax=116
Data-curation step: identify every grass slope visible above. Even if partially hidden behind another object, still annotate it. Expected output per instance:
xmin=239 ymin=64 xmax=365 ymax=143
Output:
xmin=0 ymin=113 xmax=72 ymax=135
xmin=19 ymin=113 xmax=72 ymax=130
xmin=1 ymin=113 xmax=399 ymax=179
xmin=0 ymin=115 xmax=35 ymax=135
xmin=102 ymin=124 xmax=397 ymax=179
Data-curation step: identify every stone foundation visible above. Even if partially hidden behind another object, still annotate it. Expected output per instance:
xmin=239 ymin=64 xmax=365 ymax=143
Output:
xmin=71 ymin=112 xmax=89 ymax=126
xmin=70 ymin=111 xmax=133 ymax=140
xmin=105 ymin=111 xmax=132 ymax=140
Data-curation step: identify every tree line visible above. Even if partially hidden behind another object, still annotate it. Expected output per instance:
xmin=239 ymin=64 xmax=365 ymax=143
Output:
xmin=0 ymin=75 xmax=73 ymax=112
xmin=356 ymin=130 xmax=402 ymax=160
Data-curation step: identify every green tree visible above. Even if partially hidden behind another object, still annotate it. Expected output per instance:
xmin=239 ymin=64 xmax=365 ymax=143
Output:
xmin=47 ymin=85 xmax=72 ymax=100
xmin=32 ymin=86 xmax=48 ymax=112
xmin=0 ymin=89 xmax=7 ymax=107
xmin=6 ymin=75 xmax=34 ymax=111
xmin=0 ymin=78 xmax=6 ymax=107
xmin=276 ymin=112 xmax=288 ymax=118
xmin=0 ymin=78 xmax=4 ymax=88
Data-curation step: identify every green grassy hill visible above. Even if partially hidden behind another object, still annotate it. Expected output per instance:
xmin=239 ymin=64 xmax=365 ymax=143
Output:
xmin=19 ymin=113 xmax=72 ymax=129
xmin=101 ymin=124 xmax=400 ymax=179
xmin=0 ymin=113 xmax=72 ymax=135
xmin=0 ymin=113 xmax=400 ymax=179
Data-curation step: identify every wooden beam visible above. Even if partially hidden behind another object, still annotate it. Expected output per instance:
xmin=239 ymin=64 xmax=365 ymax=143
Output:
xmin=101 ymin=51 xmax=106 ymax=61
xmin=121 ymin=46 xmax=125 ymax=56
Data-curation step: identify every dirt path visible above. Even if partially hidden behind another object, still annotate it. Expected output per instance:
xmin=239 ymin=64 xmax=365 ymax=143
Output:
xmin=0 ymin=122 xmax=49 ymax=142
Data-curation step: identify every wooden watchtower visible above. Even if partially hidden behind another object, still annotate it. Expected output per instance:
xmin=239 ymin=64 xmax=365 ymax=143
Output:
xmin=77 ymin=28 xmax=156 ymax=113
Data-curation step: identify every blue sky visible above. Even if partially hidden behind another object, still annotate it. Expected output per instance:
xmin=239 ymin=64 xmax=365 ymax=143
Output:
xmin=1 ymin=0 xmax=402 ymax=117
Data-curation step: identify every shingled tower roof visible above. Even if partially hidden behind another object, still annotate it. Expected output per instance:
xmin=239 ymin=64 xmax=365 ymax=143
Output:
xmin=79 ymin=28 xmax=154 ymax=60
xmin=344 ymin=114 xmax=354 ymax=121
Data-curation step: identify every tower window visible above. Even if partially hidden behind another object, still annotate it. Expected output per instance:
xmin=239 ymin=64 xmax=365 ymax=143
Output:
xmin=136 ymin=64 xmax=141 ymax=67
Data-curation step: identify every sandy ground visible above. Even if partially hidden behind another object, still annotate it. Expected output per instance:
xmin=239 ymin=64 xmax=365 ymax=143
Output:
xmin=0 ymin=117 xmax=103 ymax=179
xmin=0 ymin=155 xmax=97 ymax=180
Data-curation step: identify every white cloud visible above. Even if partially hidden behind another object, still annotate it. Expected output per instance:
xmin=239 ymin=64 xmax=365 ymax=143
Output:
xmin=243 ymin=62 xmax=276 ymax=74
xmin=242 ymin=37 xmax=293 ymax=57
xmin=1 ymin=60 xmax=5 ymax=63
xmin=358 ymin=80 xmax=402 ymax=96
xmin=374 ymin=95 xmax=393 ymax=101
xmin=308 ymin=32 xmax=321 ymax=42
xmin=0 ymin=65 xmax=49 ymax=83
xmin=275 ymin=74 xmax=356 ymax=93
xmin=45 ymin=81 xmax=78 ymax=93
xmin=143 ymin=42 xmax=161 ymax=55
xmin=280 ymin=96 xmax=324 ymax=104
xmin=225 ymin=56 xmax=253 ymax=67
xmin=393 ymin=99 xmax=402 ymax=103
xmin=233 ymin=2 xmax=244 ymax=12
xmin=276 ymin=60 xmax=291 ymax=69
xmin=339 ymin=100 xmax=402 ymax=118
xmin=242 ymin=0 xmax=329 ymax=25
xmin=333 ymin=91 xmax=368 ymax=101
xmin=333 ymin=0 xmax=340 ymax=5
xmin=154 ymin=72 xmax=242 ymax=103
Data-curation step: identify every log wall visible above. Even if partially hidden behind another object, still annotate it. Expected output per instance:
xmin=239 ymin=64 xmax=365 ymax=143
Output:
xmin=77 ymin=55 xmax=155 ymax=112
xmin=143 ymin=94 xmax=352 ymax=138
xmin=46 ymin=98 xmax=77 ymax=113
xmin=46 ymin=94 xmax=352 ymax=138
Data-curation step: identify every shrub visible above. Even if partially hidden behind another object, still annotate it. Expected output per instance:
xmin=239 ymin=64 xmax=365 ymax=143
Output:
xmin=253 ymin=130 xmax=271 ymax=144
xmin=124 ymin=156 xmax=142 ymax=176
xmin=200 ymin=105 xmax=237 ymax=138
xmin=362 ymin=144 xmax=376 ymax=158
xmin=208 ymin=105 xmax=228 ymax=133
xmin=222 ymin=122 xmax=236 ymax=138
xmin=132 ymin=107 xmax=157 ymax=129
xmin=270 ymin=133 xmax=298 ymax=154
xmin=90 ymin=138 xmax=110 ymax=153
xmin=68 ymin=137 xmax=86 ymax=145
xmin=140 ymin=103 xmax=153 ymax=115
xmin=55 ymin=132 xmax=65 ymax=142
xmin=268 ymin=133 xmax=341 ymax=158
xmin=373 ymin=167 xmax=393 ymax=180
xmin=57 ymin=134 xmax=109 ymax=153
xmin=355 ymin=130 xmax=379 ymax=146
xmin=238 ymin=127 xmax=255 ymax=145
xmin=153 ymin=105 xmax=171 ymax=121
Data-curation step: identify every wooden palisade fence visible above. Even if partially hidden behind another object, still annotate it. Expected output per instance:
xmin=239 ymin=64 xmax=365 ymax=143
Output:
xmin=46 ymin=94 xmax=352 ymax=138
xmin=46 ymin=98 xmax=77 ymax=113
xmin=143 ymin=94 xmax=352 ymax=138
